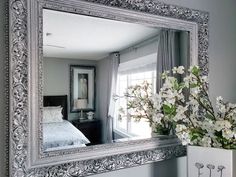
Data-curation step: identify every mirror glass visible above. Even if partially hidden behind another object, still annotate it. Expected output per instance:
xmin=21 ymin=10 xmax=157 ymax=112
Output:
xmin=42 ymin=9 xmax=190 ymax=152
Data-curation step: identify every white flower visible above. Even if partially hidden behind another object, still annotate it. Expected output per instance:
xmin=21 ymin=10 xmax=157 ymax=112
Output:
xmin=161 ymin=70 xmax=170 ymax=79
xmin=172 ymin=66 xmax=185 ymax=74
xmin=214 ymin=121 xmax=223 ymax=131
xmin=173 ymin=113 xmax=186 ymax=122
xmin=216 ymin=96 xmax=223 ymax=102
xmin=160 ymin=88 xmax=178 ymax=105
xmin=164 ymin=99 xmax=175 ymax=105
xmin=183 ymin=76 xmax=190 ymax=87
xmin=162 ymin=76 xmax=176 ymax=90
xmin=152 ymin=113 xmax=163 ymax=124
xmin=216 ymin=98 xmax=227 ymax=113
xmin=199 ymin=136 xmax=212 ymax=147
xmin=214 ymin=120 xmax=232 ymax=131
xmin=152 ymin=94 xmax=162 ymax=110
xmin=192 ymin=87 xmax=200 ymax=95
xmin=172 ymin=67 xmax=178 ymax=74
xmin=222 ymin=129 xmax=234 ymax=139
xmin=176 ymin=105 xmax=188 ymax=114
xmin=176 ymin=124 xmax=187 ymax=133
xmin=201 ymin=76 xmax=208 ymax=83
xmin=201 ymin=120 xmax=214 ymax=132
xmin=177 ymin=131 xmax=191 ymax=145
xmin=173 ymin=105 xmax=188 ymax=121
xmin=212 ymin=139 xmax=222 ymax=148
xmin=176 ymin=126 xmax=191 ymax=145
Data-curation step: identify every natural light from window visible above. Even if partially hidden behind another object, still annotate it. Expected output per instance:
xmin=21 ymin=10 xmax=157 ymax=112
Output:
xmin=114 ymin=70 xmax=156 ymax=138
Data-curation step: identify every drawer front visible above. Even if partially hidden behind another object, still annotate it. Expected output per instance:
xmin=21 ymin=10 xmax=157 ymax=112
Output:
xmin=74 ymin=121 xmax=102 ymax=145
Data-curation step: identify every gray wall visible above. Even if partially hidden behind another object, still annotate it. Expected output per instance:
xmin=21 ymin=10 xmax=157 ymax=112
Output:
xmin=120 ymin=37 xmax=159 ymax=63
xmin=1 ymin=0 xmax=236 ymax=177
xmin=94 ymin=157 xmax=187 ymax=177
xmin=0 ymin=1 xmax=7 ymax=176
xmin=43 ymin=57 xmax=97 ymax=120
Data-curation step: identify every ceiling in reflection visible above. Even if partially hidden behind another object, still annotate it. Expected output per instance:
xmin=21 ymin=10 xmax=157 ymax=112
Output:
xmin=43 ymin=9 xmax=160 ymax=60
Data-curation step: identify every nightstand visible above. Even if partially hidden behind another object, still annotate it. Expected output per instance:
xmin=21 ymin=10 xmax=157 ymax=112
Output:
xmin=72 ymin=119 xmax=102 ymax=145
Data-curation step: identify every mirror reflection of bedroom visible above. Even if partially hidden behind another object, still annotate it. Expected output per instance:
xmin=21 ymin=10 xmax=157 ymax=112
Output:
xmin=42 ymin=9 xmax=190 ymax=151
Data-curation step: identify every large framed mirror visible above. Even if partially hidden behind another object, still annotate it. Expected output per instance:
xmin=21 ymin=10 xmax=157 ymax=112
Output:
xmin=9 ymin=0 xmax=209 ymax=176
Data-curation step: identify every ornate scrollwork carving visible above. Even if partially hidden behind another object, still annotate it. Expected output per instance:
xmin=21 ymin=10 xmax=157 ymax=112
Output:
xmin=5 ymin=0 xmax=10 ymax=176
xmin=9 ymin=0 xmax=28 ymax=176
xmin=26 ymin=145 xmax=186 ymax=177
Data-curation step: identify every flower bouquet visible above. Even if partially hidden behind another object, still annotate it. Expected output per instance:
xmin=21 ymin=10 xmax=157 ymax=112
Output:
xmin=118 ymin=81 xmax=174 ymax=136
xmin=159 ymin=65 xmax=236 ymax=177
xmin=118 ymin=65 xmax=236 ymax=176
xmin=158 ymin=65 xmax=236 ymax=149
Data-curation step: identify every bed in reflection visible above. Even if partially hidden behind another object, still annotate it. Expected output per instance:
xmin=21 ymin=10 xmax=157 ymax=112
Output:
xmin=43 ymin=95 xmax=90 ymax=151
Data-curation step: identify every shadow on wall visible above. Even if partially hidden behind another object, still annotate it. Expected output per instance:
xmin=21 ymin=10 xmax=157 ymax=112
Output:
xmin=0 ymin=1 xmax=8 ymax=176
xmin=152 ymin=157 xmax=187 ymax=177
xmin=90 ymin=157 xmax=187 ymax=177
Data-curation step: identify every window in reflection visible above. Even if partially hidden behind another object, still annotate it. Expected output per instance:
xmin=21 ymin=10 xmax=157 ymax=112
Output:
xmin=114 ymin=69 xmax=156 ymax=138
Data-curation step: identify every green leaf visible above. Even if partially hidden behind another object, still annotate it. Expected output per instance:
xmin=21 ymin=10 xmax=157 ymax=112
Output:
xmin=173 ymin=80 xmax=179 ymax=90
xmin=190 ymin=83 xmax=198 ymax=88
xmin=154 ymin=125 xmax=170 ymax=135
xmin=191 ymin=66 xmax=200 ymax=76
xmin=163 ymin=104 xmax=172 ymax=114
xmin=190 ymin=134 xmax=199 ymax=141
xmin=205 ymin=113 xmax=214 ymax=120
xmin=179 ymin=83 xmax=186 ymax=90
xmin=163 ymin=104 xmax=176 ymax=116
xmin=189 ymin=128 xmax=204 ymax=141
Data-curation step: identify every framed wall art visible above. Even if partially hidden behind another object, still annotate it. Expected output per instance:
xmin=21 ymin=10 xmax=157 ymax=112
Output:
xmin=70 ymin=65 xmax=96 ymax=113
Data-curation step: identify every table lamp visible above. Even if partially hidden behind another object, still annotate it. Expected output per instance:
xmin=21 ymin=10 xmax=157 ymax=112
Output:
xmin=76 ymin=99 xmax=87 ymax=119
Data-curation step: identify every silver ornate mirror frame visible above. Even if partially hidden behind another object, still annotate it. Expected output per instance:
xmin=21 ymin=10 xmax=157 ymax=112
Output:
xmin=9 ymin=0 xmax=209 ymax=176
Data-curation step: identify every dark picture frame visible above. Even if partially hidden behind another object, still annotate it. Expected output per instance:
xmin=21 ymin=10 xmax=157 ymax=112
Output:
xmin=70 ymin=65 xmax=96 ymax=113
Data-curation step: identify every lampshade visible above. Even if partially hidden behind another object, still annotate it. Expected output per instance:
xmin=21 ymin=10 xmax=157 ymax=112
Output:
xmin=75 ymin=99 xmax=87 ymax=109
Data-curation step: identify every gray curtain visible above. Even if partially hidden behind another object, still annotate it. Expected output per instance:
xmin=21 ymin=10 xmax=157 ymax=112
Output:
xmin=179 ymin=31 xmax=190 ymax=72
xmin=106 ymin=52 xmax=120 ymax=143
xmin=156 ymin=29 xmax=180 ymax=92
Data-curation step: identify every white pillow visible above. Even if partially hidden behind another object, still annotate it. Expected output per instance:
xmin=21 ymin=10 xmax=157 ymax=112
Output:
xmin=43 ymin=106 xmax=63 ymax=123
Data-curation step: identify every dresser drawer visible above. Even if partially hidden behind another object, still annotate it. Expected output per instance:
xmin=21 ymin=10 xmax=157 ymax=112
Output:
xmin=72 ymin=119 xmax=102 ymax=145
